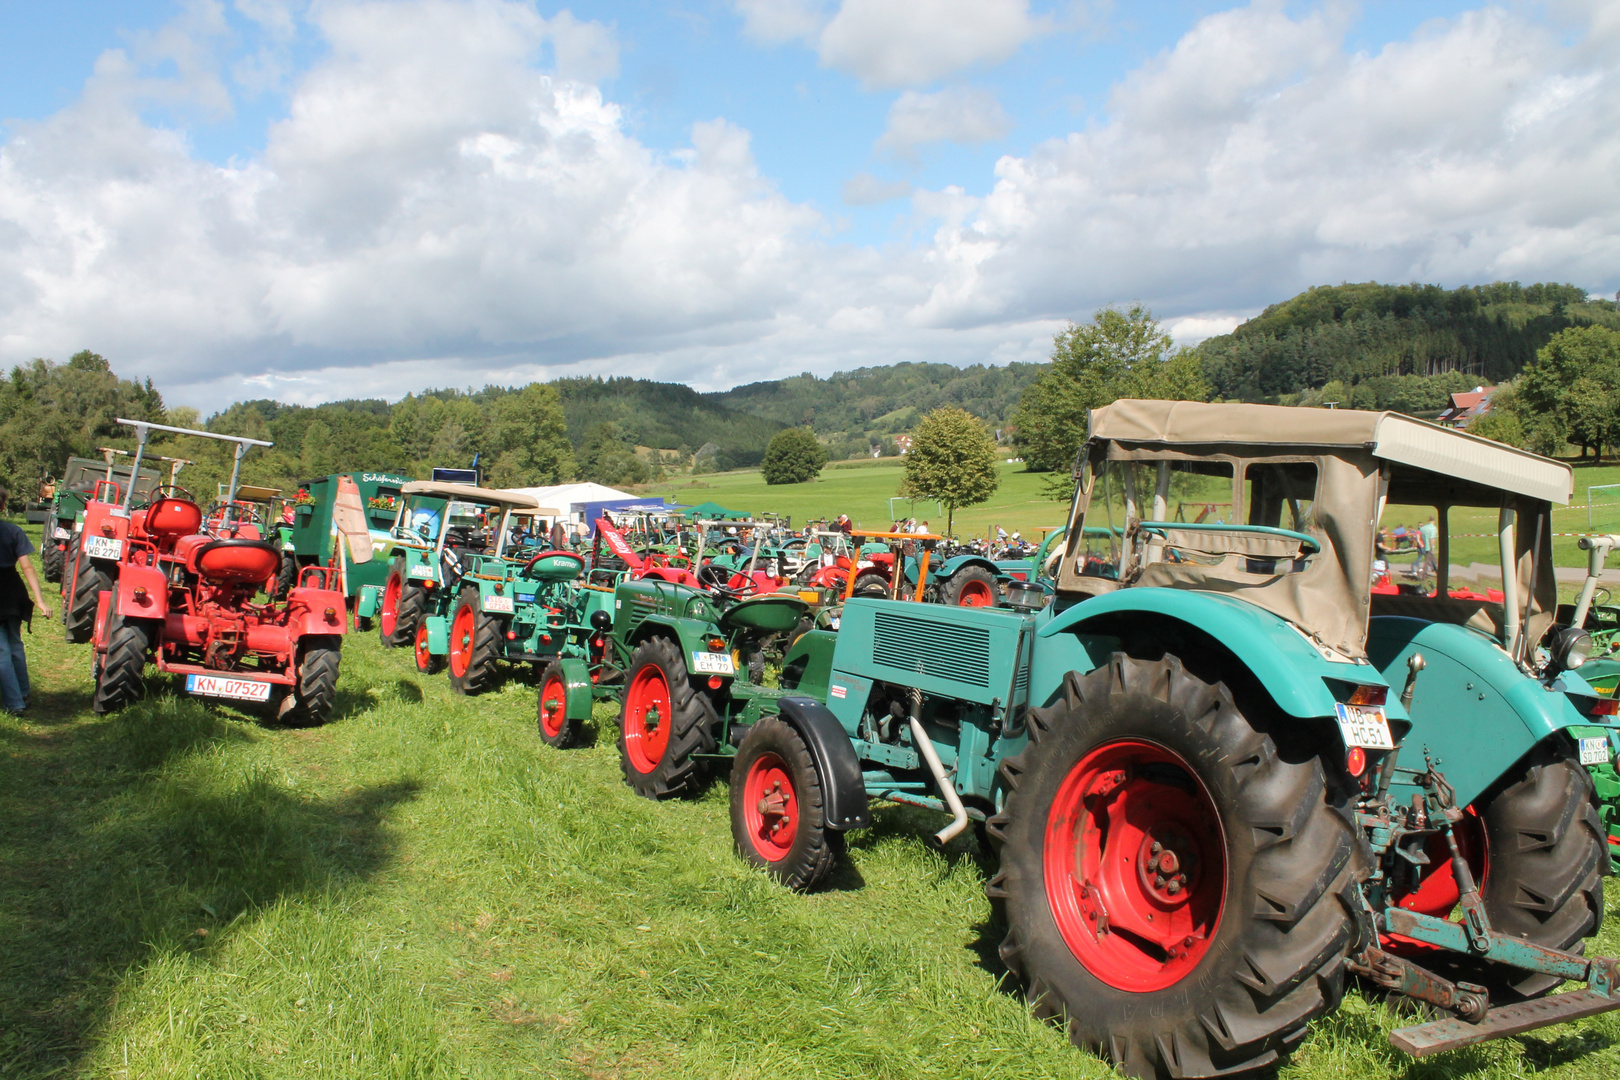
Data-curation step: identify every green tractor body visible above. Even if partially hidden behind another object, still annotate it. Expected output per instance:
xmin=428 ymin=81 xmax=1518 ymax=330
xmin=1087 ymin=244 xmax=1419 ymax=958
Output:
xmin=606 ymin=399 xmax=1620 ymax=1077
xmin=289 ymin=471 xmax=413 ymax=611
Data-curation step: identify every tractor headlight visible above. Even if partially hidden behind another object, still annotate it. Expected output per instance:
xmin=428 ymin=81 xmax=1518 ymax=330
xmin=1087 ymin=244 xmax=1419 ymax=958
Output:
xmin=1549 ymin=627 xmax=1593 ymax=672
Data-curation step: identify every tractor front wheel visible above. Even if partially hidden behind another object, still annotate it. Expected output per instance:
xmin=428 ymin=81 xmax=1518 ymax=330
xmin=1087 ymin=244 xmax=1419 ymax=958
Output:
xmin=987 ymin=654 xmax=1362 ymax=1080
xmin=730 ymin=716 xmax=841 ymax=890
xmin=379 ymin=558 xmax=426 ymax=648
xmin=278 ymin=636 xmax=342 ymax=727
xmin=64 ymin=535 xmax=113 ymax=644
xmin=92 ymin=615 xmax=154 ymax=714
xmin=413 ymin=619 xmax=444 ymax=674
xmin=941 ymin=565 xmax=1000 ymax=607
xmin=616 ymin=636 xmax=717 ymax=799
xmin=274 ymin=552 xmax=297 ymax=600
xmin=852 ymin=572 xmax=889 ymax=599
xmin=536 ymin=661 xmax=582 ymax=749
xmin=447 ymin=588 xmax=503 ymax=695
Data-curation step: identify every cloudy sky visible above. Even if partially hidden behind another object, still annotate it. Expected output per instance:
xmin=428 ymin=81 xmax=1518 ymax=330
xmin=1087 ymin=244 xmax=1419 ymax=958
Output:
xmin=1 ymin=0 xmax=1616 ymax=411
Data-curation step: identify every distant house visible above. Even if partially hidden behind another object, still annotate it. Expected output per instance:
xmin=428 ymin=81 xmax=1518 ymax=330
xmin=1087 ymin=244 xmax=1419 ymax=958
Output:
xmin=1437 ymin=386 xmax=1496 ymax=428
xmin=893 ymin=434 xmax=913 ymax=455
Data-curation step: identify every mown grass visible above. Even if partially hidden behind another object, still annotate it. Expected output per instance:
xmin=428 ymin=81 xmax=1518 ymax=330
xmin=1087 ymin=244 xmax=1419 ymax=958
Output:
xmin=3 ymin=534 xmax=1620 ymax=1079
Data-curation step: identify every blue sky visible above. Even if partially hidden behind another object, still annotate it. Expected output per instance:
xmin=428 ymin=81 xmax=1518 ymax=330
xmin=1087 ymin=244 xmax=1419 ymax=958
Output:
xmin=0 ymin=1 xmax=1614 ymax=409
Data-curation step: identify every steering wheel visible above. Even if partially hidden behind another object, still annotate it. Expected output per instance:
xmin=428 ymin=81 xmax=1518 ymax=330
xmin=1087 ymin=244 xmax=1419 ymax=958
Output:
xmin=696 ymin=562 xmax=732 ymax=590
xmin=134 ymin=483 xmax=196 ymax=510
xmin=711 ymin=572 xmax=761 ymax=601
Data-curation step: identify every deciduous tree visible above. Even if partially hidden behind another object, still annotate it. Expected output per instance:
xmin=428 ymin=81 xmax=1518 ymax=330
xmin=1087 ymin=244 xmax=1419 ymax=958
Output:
xmin=761 ymin=428 xmax=828 ymax=485
xmin=900 ymin=407 xmax=1000 ymax=534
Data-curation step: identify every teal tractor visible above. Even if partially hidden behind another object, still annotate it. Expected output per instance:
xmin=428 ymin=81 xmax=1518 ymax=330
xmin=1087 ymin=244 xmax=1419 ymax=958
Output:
xmin=1558 ymin=534 xmax=1620 ymax=868
xmin=607 ymin=399 xmax=1620 ymax=1077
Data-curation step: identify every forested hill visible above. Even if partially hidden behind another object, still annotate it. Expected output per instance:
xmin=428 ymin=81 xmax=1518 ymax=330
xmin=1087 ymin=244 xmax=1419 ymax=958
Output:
xmin=709 ymin=362 xmax=1045 ymax=458
xmin=1198 ymin=281 xmax=1620 ymax=401
xmin=551 ymin=377 xmax=785 ymax=459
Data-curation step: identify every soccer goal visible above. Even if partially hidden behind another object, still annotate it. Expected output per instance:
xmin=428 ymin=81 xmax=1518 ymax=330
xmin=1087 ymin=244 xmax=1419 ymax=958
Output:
xmin=1590 ymin=484 xmax=1620 ymax=532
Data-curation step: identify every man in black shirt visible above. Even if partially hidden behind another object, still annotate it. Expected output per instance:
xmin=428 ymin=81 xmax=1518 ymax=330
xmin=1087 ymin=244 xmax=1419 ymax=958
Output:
xmin=1 ymin=487 xmax=55 ymax=714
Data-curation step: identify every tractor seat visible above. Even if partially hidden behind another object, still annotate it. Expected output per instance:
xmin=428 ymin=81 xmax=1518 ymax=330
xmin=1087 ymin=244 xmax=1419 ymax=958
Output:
xmin=141 ymin=497 xmax=204 ymax=546
xmin=190 ymin=539 xmax=282 ymax=585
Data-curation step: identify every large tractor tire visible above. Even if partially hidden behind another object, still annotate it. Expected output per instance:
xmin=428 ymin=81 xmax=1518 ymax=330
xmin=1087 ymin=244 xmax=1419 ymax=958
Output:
xmin=1397 ymin=745 xmax=1605 ymax=1003
xmin=64 ymin=535 xmax=114 ymax=644
xmin=378 ymin=557 xmax=426 ymax=648
xmin=536 ymin=660 xmax=583 ymax=749
xmin=616 ymin=636 xmax=717 ymax=799
xmin=986 ymin=654 xmax=1363 ymax=1080
xmin=940 ymin=565 xmax=1000 ymax=607
xmin=278 ymin=636 xmax=342 ymax=728
xmin=92 ymin=615 xmax=154 ymax=714
xmin=852 ymin=572 xmax=890 ymax=599
xmin=413 ymin=620 xmax=445 ymax=674
xmin=729 ymin=716 xmax=842 ymax=890
xmin=40 ymin=527 xmax=64 ymax=583
xmin=446 ymin=587 xmax=503 ymax=695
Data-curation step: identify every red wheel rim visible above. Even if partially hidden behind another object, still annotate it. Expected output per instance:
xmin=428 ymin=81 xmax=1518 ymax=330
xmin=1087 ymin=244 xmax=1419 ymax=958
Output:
xmin=742 ymin=751 xmax=799 ymax=862
xmin=623 ymin=665 xmax=673 ymax=773
xmin=381 ymin=574 xmax=401 ymax=637
xmin=540 ymin=675 xmax=567 ymax=738
xmin=1045 ymin=739 xmax=1227 ymax=992
xmin=957 ymin=579 xmax=994 ymax=606
xmin=1392 ymin=806 xmax=1488 ymax=923
xmin=414 ymin=620 xmax=432 ymax=671
xmin=449 ymin=604 xmax=475 ymax=677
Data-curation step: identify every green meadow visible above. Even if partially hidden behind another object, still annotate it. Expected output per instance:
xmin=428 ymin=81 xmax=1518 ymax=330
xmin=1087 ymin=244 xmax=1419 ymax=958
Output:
xmin=4 ymin=528 xmax=1620 ymax=1079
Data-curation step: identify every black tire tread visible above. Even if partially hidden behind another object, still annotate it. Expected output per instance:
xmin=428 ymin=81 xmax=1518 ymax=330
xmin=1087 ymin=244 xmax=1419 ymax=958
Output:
xmin=64 ymin=536 xmax=113 ymax=644
xmin=92 ymin=616 xmax=152 ymax=714
xmin=941 ymin=564 xmax=1000 ymax=607
xmin=40 ymin=528 xmax=63 ymax=583
xmin=852 ymin=571 xmax=889 ymax=598
xmin=448 ymin=588 xmax=503 ymax=695
xmin=279 ymin=637 xmax=341 ymax=727
xmin=616 ymin=636 xmax=717 ymax=799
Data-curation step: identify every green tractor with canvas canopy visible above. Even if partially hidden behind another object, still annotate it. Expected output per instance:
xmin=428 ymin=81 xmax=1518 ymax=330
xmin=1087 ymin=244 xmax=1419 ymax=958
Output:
xmin=610 ymin=399 xmax=1620 ymax=1077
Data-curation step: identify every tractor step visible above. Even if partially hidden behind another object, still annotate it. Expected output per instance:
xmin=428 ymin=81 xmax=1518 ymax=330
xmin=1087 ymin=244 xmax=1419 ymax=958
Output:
xmin=1391 ymin=989 xmax=1620 ymax=1056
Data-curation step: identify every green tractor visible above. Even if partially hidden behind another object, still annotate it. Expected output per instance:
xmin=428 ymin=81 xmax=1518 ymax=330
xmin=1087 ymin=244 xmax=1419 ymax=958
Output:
xmin=286 ymin=471 xmax=414 ymax=618
xmin=606 ymin=400 xmax=1620 ymax=1076
xmin=1559 ymin=534 xmax=1620 ymax=869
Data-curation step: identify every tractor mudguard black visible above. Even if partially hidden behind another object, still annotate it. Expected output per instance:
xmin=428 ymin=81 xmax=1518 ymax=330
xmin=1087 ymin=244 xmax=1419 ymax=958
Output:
xmin=774 ymin=696 xmax=869 ymax=831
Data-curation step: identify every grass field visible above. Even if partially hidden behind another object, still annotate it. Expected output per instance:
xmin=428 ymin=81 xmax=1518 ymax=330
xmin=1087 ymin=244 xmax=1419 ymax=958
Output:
xmin=648 ymin=458 xmax=1620 ymax=568
xmin=5 ymin=534 xmax=1620 ymax=1079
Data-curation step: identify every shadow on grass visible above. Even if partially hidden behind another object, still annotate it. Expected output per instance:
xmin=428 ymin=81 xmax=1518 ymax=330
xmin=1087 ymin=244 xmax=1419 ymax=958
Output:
xmin=0 ymin=695 xmax=419 ymax=1079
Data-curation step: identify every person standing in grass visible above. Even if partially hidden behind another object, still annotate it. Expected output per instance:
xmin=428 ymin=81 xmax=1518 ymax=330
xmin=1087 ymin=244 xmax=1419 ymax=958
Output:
xmin=0 ymin=487 xmax=54 ymax=714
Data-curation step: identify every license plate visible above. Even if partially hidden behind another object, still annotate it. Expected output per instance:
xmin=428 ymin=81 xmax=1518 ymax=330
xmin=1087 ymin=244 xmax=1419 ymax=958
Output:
xmin=186 ymin=673 xmax=273 ymax=702
xmin=84 ymin=535 xmax=123 ymax=561
xmin=483 ymin=595 xmax=514 ymax=613
xmin=692 ymin=651 xmax=735 ymax=675
xmin=1334 ymin=702 xmax=1395 ymax=750
xmin=408 ymin=564 xmax=434 ymax=579
xmin=1579 ymin=737 xmax=1611 ymax=766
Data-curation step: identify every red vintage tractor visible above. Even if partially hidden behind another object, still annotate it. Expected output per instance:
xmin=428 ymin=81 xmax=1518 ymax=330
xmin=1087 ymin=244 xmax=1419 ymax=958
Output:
xmin=89 ymin=419 xmax=352 ymax=726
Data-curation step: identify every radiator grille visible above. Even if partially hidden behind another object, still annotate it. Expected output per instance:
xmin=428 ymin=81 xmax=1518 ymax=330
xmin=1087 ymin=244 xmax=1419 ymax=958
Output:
xmin=872 ymin=611 xmax=991 ymax=688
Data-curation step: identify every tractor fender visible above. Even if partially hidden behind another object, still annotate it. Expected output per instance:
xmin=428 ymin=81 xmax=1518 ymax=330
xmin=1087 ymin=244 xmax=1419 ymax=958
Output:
xmin=554 ymin=656 xmax=595 ymax=721
xmin=773 ymin=695 xmax=870 ymax=831
xmin=287 ymin=586 xmax=350 ymax=638
xmin=1368 ymin=616 xmax=1615 ymax=809
xmin=113 ymin=562 xmax=168 ymax=621
xmin=935 ymin=554 xmax=999 ymax=581
xmin=626 ymin=614 xmax=717 ymax=668
xmin=1037 ymin=587 xmax=1376 ymax=720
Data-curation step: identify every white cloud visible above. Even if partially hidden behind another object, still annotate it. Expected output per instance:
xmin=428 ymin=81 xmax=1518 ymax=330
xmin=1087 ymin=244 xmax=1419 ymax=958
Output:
xmin=818 ymin=0 xmax=1042 ymax=88
xmin=4 ymin=0 xmax=1620 ymax=412
xmin=731 ymin=0 xmax=832 ymax=44
xmin=877 ymin=86 xmax=1011 ymax=156
xmin=842 ymin=171 xmax=911 ymax=204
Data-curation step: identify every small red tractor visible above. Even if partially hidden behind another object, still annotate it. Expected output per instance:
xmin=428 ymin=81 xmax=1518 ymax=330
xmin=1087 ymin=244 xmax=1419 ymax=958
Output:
xmin=89 ymin=419 xmax=351 ymax=726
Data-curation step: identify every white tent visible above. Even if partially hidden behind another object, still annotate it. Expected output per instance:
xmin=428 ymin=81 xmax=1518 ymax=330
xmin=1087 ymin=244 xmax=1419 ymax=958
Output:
xmin=502 ymin=482 xmax=641 ymax=523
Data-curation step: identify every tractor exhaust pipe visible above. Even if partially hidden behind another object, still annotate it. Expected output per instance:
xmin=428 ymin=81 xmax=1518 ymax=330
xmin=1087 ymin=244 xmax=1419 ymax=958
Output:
xmin=906 ymin=687 xmax=970 ymax=848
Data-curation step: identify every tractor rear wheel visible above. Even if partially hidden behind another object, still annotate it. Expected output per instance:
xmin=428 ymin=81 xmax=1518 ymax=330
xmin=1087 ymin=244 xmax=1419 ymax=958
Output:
xmin=729 ymin=716 xmax=842 ymax=890
xmin=1396 ymin=746 xmax=1605 ymax=1003
xmin=987 ymin=654 xmax=1362 ymax=1080
xmin=447 ymin=588 xmax=503 ymax=695
xmin=92 ymin=615 xmax=153 ymax=714
xmin=278 ymin=636 xmax=342 ymax=727
xmin=413 ymin=619 xmax=444 ymax=674
xmin=537 ymin=660 xmax=582 ymax=748
xmin=40 ymin=528 xmax=63 ymax=583
xmin=852 ymin=572 xmax=889 ymax=599
xmin=616 ymin=636 xmax=717 ymax=799
xmin=941 ymin=565 xmax=1000 ymax=607
xmin=64 ymin=535 xmax=113 ymax=644
xmin=274 ymin=552 xmax=297 ymax=600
